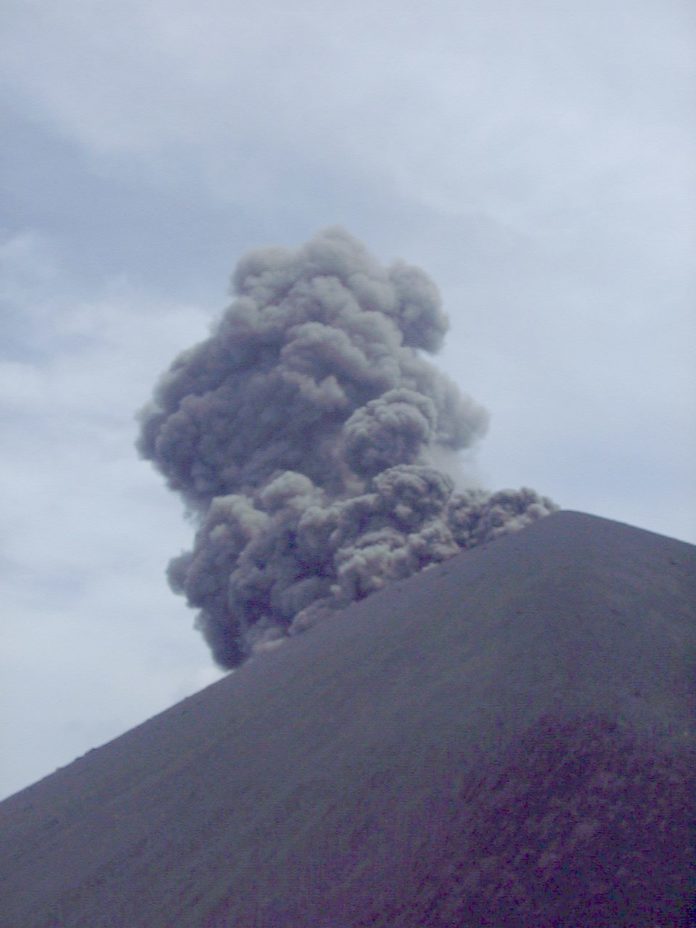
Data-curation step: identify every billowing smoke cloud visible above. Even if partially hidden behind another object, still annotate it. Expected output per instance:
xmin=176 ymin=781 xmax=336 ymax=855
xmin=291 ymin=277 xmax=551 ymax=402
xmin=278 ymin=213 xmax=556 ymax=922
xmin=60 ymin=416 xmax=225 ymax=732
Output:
xmin=138 ymin=228 xmax=556 ymax=667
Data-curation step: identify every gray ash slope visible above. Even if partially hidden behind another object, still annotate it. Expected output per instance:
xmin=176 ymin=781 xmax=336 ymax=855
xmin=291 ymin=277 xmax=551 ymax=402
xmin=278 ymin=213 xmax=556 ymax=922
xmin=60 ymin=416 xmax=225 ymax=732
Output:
xmin=1 ymin=510 xmax=694 ymax=927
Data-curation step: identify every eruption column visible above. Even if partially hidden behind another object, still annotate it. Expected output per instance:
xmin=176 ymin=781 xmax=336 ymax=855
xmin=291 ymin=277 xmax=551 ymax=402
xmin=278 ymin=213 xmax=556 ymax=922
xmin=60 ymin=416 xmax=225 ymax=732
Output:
xmin=138 ymin=228 xmax=556 ymax=666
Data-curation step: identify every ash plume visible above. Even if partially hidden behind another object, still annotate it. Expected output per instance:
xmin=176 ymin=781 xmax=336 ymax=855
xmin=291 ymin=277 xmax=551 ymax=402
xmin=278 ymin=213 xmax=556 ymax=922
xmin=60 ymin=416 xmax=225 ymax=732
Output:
xmin=138 ymin=228 xmax=556 ymax=667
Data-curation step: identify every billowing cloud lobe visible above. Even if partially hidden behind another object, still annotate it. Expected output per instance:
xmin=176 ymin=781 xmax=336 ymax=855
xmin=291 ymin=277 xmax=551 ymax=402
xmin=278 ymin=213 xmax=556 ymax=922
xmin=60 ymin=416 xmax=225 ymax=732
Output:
xmin=138 ymin=229 xmax=556 ymax=666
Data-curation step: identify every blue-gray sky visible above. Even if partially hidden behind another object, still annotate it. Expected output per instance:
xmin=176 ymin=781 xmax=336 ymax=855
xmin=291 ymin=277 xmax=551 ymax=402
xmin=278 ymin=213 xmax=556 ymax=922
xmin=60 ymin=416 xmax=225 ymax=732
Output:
xmin=1 ymin=0 xmax=695 ymax=799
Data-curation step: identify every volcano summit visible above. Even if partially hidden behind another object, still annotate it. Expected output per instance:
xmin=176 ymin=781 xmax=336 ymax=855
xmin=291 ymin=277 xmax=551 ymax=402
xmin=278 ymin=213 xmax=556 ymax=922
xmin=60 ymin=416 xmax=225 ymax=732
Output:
xmin=1 ymin=511 xmax=694 ymax=927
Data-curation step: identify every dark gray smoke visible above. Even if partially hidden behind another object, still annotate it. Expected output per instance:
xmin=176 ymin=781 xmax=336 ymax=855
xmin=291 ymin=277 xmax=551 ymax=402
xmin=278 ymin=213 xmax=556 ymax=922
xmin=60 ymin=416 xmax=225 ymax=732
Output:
xmin=138 ymin=228 xmax=556 ymax=667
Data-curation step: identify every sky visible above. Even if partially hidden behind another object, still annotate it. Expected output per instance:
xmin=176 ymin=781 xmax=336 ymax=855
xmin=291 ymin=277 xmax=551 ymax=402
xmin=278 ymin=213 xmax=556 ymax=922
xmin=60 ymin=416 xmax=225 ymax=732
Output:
xmin=1 ymin=0 xmax=695 ymax=800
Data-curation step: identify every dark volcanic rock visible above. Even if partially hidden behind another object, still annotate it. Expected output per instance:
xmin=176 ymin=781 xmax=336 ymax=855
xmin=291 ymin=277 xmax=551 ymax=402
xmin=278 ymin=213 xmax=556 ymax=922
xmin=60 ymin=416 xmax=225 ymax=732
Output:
xmin=1 ymin=511 xmax=694 ymax=927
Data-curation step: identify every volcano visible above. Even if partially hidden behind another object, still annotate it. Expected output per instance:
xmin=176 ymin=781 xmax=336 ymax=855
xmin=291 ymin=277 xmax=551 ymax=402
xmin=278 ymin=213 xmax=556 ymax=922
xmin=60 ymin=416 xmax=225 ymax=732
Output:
xmin=1 ymin=510 xmax=694 ymax=927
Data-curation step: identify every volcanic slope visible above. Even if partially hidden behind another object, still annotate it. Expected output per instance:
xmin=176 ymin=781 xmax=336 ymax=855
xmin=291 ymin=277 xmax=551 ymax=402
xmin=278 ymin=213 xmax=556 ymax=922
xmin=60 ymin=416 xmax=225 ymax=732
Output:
xmin=1 ymin=511 xmax=694 ymax=927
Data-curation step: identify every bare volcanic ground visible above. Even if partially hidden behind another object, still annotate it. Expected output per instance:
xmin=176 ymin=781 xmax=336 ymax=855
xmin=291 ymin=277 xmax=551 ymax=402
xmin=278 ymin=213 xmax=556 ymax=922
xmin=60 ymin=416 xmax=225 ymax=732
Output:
xmin=1 ymin=511 xmax=694 ymax=927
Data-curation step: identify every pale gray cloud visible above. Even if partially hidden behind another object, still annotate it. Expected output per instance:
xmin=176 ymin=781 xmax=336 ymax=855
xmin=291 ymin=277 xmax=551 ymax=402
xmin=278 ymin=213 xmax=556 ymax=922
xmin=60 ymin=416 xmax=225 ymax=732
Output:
xmin=3 ymin=1 xmax=693 ymax=212
xmin=0 ymin=232 xmax=223 ymax=798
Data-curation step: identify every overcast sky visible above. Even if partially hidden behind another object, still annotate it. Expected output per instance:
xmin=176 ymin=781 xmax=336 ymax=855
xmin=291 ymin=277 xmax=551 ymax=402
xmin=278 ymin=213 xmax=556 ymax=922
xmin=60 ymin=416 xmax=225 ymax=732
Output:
xmin=1 ymin=0 xmax=694 ymax=800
